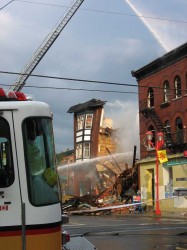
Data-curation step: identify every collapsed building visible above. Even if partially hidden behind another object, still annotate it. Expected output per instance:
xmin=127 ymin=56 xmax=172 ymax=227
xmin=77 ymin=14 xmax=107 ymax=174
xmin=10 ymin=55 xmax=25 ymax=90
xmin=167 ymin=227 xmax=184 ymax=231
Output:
xmin=58 ymin=99 xmax=139 ymax=211
xmin=61 ymin=157 xmax=140 ymax=214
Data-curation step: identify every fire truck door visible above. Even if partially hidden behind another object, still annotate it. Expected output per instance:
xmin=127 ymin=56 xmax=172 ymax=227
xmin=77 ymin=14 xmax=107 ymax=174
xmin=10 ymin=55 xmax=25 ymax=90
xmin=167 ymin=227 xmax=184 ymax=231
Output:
xmin=0 ymin=111 xmax=23 ymax=246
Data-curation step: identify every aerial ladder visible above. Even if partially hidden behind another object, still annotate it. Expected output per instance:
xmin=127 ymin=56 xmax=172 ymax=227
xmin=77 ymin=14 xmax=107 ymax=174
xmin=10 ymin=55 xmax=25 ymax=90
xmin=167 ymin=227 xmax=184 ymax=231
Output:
xmin=9 ymin=0 xmax=84 ymax=92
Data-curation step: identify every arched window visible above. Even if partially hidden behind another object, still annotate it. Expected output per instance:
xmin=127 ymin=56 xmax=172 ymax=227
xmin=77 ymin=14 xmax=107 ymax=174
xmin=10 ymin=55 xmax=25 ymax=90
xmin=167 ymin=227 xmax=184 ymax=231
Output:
xmin=164 ymin=120 xmax=172 ymax=146
xmin=147 ymin=87 xmax=154 ymax=108
xmin=163 ymin=81 xmax=170 ymax=102
xmin=164 ymin=120 xmax=171 ymax=135
xmin=174 ymin=76 xmax=181 ymax=98
xmin=175 ymin=117 xmax=183 ymax=144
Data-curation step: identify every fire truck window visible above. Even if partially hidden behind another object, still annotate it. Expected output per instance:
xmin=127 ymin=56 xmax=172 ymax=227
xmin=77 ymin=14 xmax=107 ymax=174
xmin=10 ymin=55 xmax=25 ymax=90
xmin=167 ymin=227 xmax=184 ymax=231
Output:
xmin=23 ymin=118 xmax=59 ymax=206
xmin=0 ymin=118 xmax=14 ymax=188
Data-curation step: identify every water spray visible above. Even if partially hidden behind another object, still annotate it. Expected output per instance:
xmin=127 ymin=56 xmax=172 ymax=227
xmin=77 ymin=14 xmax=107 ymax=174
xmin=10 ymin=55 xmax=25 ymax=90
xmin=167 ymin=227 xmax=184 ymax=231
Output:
xmin=57 ymin=151 xmax=133 ymax=171
xmin=124 ymin=0 xmax=168 ymax=52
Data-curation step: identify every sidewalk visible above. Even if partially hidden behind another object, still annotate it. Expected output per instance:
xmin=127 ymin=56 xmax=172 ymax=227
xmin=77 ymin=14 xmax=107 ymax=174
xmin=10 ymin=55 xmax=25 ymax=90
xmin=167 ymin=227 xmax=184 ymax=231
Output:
xmin=126 ymin=209 xmax=187 ymax=220
xmin=111 ymin=206 xmax=187 ymax=220
xmin=144 ymin=211 xmax=187 ymax=220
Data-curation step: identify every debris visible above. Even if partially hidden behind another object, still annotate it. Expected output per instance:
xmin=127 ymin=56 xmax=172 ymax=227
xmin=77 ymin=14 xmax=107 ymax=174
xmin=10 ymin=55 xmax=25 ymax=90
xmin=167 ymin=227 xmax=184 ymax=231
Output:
xmin=62 ymin=161 xmax=142 ymax=215
xmin=61 ymin=146 xmax=141 ymax=215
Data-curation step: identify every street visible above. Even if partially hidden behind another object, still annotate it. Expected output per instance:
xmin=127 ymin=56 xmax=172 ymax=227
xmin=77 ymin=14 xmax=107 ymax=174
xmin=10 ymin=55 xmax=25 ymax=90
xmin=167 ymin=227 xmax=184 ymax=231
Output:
xmin=63 ymin=214 xmax=187 ymax=250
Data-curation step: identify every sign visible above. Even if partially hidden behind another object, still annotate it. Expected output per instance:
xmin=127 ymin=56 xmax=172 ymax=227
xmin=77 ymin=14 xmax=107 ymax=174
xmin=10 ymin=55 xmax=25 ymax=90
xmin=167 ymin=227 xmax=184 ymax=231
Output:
xmin=133 ymin=195 xmax=141 ymax=202
xmin=163 ymin=158 xmax=187 ymax=167
xmin=157 ymin=150 xmax=168 ymax=163
xmin=173 ymin=189 xmax=187 ymax=196
xmin=0 ymin=205 xmax=8 ymax=211
xmin=176 ymin=177 xmax=187 ymax=181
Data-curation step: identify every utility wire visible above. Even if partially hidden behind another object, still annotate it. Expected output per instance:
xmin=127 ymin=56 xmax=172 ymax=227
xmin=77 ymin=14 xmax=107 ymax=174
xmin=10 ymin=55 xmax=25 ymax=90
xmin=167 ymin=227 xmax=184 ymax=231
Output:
xmin=0 ymin=70 xmax=139 ymax=87
xmin=0 ymin=0 xmax=14 ymax=10
xmin=1 ymin=83 xmax=179 ymax=96
xmin=0 ymin=84 xmax=185 ymax=114
xmin=0 ymin=70 xmax=186 ymax=93
xmin=15 ymin=0 xmax=187 ymax=24
xmin=0 ymin=70 xmax=166 ymax=90
xmin=0 ymin=83 xmax=139 ymax=94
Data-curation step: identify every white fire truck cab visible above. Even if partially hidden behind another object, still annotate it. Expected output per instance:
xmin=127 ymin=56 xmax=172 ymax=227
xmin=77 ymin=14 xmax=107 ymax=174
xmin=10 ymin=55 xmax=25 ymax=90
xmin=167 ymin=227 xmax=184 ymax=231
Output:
xmin=0 ymin=88 xmax=63 ymax=250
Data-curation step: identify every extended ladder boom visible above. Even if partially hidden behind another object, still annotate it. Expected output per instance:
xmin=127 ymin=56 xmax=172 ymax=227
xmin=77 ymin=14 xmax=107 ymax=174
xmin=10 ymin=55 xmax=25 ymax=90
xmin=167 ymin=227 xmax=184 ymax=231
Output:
xmin=10 ymin=0 xmax=84 ymax=92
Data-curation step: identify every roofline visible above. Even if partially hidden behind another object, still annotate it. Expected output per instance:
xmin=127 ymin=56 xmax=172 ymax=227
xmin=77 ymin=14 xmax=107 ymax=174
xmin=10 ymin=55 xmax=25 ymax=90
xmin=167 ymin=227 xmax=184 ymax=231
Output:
xmin=67 ymin=99 xmax=106 ymax=114
xmin=131 ymin=42 xmax=187 ymax=81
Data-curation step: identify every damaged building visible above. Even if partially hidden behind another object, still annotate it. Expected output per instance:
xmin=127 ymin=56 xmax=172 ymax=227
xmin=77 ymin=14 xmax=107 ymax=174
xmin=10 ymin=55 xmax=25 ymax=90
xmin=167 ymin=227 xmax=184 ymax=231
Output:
xmin=59 ymin=99 xmax=139 ymax=208
xmin=66 ymin=98 xmax=117 ymax=197
xmin=67 ymin=98 xmax=116 ymax=161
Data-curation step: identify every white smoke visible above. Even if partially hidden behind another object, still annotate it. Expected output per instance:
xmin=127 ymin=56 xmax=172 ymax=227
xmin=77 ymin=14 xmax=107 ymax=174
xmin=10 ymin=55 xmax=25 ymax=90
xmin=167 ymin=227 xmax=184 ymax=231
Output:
xmin=106 ymin=100 xmax=140 ymax=158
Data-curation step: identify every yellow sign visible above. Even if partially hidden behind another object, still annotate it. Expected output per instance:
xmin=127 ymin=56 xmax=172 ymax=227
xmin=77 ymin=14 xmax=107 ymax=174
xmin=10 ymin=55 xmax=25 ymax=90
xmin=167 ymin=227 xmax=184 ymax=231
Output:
xmin=157 ymin=150 xmax=168 ymax=163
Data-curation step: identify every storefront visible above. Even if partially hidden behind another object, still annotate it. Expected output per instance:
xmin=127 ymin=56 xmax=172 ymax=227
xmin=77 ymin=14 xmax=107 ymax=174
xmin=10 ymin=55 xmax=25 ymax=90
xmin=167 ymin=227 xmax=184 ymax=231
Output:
xmin=139 ymin=153 xmax=187 ymax=211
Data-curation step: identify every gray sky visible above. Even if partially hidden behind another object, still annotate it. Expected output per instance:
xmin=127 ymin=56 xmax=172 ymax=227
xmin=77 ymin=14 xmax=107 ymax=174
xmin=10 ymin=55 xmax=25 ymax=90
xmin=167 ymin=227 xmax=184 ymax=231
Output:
xmin=0 ymin=0 xmax=187 ymax=155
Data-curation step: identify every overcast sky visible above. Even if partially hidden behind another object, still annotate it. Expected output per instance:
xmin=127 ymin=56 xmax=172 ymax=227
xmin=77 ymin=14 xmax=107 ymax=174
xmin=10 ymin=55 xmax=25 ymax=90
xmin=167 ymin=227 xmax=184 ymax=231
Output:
xmin=0 ymin=0 xmax=187 ymax=155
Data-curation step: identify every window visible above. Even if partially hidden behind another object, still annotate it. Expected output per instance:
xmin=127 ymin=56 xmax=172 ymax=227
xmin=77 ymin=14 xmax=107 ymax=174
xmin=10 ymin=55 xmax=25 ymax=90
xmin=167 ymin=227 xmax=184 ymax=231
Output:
xmin=23 ymin=118 xmax=59 ymax=206
xmin=175 ymin=117 xmax=183 ymax=144
xmin=164 ymin=120 xmax=171 ymax=133
xmin=76 ymin=142 xmax=90 ymax=159
xmin=76 ymin=143 xmax=82 ymax=159
xmin=164 ymin=120 xmax=172 ymax=146
xmin=77 ymin=115 xmax=85 ymax=131
xmin=85 ymin=114 xmax=93 ymax=129
xmin=147 ymin=87 xmax=154 ymax=108
xmin=84 ymin=143 xmax=90 ymax=158
xmin=0 ymin=117 xmax=14 ymax=188
xmin=174 ymin=76 xmax=182 ymax=98
xmin=163 ymin=81 xmax=170 ymax=102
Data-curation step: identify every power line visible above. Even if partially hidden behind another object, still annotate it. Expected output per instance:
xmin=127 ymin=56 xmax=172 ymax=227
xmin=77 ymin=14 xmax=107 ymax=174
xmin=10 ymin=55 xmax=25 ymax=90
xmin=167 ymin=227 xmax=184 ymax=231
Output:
xmin=0 ymin=83 xmax=139 ymax=94
xmin=15 ymin=0 xmax=187 ymax=25
xmin=0 ymin=70 xmax=139 ymax=87
xmin=1 ymin=83 xmax=184 ymax=98
xmin=0 ymin=70 xmax=169 ymax=90
xmin=0 ymin=0 xmax=14 ymax=10
xmin=1 ymin=70 xmax=186 ymax=93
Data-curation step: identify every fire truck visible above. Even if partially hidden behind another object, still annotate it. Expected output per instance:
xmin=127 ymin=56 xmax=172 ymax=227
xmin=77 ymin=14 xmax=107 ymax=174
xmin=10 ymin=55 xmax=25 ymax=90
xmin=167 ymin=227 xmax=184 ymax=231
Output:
xmin=0 ymin=88 xmax=64 ymax=250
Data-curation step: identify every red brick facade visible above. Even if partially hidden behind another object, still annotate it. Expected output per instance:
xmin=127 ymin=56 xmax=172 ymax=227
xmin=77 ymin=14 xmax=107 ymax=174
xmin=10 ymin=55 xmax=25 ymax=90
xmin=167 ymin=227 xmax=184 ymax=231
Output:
xmin=132 ymin=43 xmax=187 ymax=159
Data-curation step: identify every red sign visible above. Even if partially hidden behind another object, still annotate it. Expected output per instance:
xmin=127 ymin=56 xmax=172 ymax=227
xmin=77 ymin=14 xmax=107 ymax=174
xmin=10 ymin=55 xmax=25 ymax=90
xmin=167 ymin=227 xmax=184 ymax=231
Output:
xmin=133 ymin=195 xmax=141 ymax=202
xmin=183 ymin=151 xmax=187 ymax=157
xmin=0 ymin=205 xmax=8 ymax=211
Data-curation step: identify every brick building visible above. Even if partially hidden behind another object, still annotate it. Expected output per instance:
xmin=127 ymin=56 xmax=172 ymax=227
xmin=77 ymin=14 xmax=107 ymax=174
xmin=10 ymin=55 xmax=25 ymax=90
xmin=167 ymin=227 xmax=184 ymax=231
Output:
xmin=132 ymin=42 xmax=187 ymax=211
xmin=67 ymin=99 xmax=117 ymax=196
xmin=61 ymin=149 xmax=74 ymax=165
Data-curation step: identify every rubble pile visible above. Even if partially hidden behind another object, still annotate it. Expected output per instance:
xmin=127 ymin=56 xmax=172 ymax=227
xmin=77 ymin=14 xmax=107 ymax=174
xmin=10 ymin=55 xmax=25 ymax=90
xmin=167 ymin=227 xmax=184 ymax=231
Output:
xmin=62 ymin=161 xmax=141 ymax=215
xmin=112 ymin=206 xmax=131 ymax=215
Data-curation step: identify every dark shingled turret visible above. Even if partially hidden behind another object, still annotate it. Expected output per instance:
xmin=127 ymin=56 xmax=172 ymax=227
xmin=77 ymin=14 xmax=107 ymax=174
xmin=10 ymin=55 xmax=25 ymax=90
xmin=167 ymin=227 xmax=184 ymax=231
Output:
xmin=67 ymin=99 xmax=106 ymax=113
